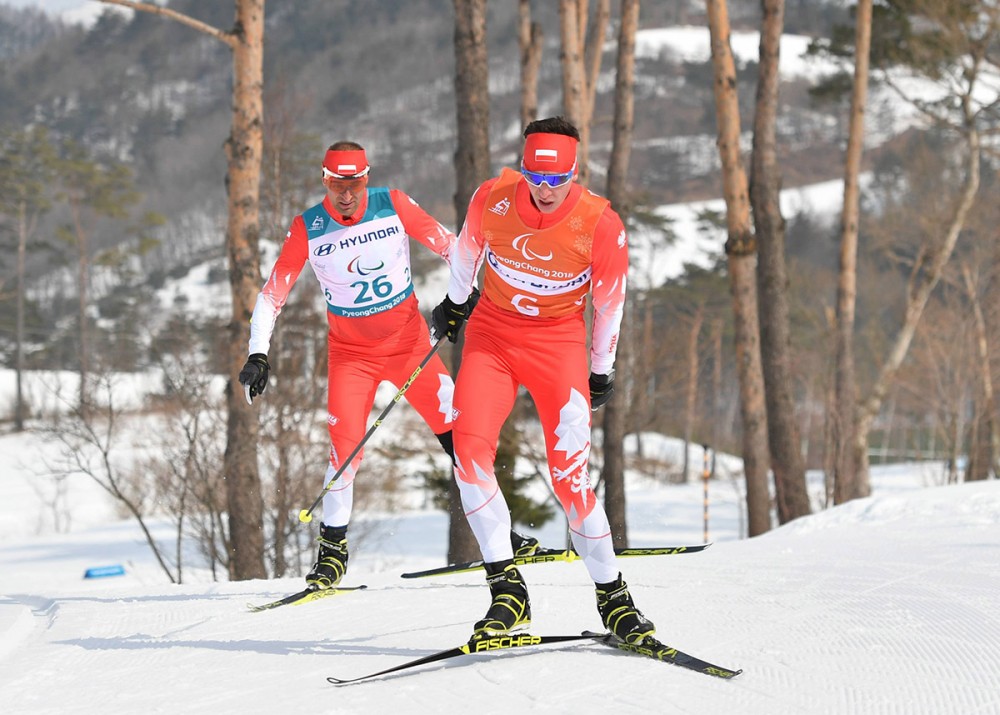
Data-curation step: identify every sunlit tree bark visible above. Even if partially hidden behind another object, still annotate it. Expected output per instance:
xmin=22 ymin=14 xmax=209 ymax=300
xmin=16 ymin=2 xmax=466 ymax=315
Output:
xmin=705 ymin=0 xmax=771 ymax=536
xmin=100 ymin=0 xmax=267 ymax=579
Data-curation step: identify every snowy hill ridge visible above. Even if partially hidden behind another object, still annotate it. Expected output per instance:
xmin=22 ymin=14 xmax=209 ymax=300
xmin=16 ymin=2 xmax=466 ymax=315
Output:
xmin=2 ymin=477 xmax=998 ymax=714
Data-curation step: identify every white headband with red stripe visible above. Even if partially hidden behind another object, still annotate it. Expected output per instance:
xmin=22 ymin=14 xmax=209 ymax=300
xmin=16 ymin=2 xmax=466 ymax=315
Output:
xmin=323 ymin=149 xmax=370 ymax=178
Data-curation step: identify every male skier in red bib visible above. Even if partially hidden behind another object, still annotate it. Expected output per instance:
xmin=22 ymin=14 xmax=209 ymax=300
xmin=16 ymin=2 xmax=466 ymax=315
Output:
xmin=240 ymin=142 xmax=538 ymax=589
xmin=431 ymin=118 xmax=655 ymax=644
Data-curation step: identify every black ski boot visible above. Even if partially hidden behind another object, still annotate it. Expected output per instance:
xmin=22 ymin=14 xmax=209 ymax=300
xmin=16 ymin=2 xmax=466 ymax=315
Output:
xmin=510 ymin=530 xmax=540 ymax=558
xmin=306 ymin=524 xmax=349 ymax=590
xmin=473 ymin=560 xmax=531 ymax=636
xmin=595 ymin=573 xmax=656 ymax=645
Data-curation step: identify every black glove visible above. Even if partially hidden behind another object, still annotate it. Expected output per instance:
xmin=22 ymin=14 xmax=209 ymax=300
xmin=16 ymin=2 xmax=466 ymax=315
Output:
xmin=589 ymin=370 xmax=615 ymax=411
xmin=239 ymin=353 xmax=270 ymax=404
xmin=467 ymin=286 xmax=481 ymax=312
xmin=431 ymin=290 xmax=476 ymax=343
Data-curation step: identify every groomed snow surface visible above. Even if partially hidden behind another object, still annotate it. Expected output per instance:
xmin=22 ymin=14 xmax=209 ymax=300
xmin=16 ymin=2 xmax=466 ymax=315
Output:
xmin=2 ymin=429 xmax=998 ymax=714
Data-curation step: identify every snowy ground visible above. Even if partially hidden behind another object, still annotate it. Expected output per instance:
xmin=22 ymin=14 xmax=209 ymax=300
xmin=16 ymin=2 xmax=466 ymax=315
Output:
xmin=2 ymin=419 xmax=998 ymax=714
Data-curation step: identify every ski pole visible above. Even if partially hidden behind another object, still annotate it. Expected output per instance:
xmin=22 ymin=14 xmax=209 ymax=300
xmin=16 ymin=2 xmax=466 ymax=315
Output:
xmin=298 ymin=336 xmax=447 ymax=524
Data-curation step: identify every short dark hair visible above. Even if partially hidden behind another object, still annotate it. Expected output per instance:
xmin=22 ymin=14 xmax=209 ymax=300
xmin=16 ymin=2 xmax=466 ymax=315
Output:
xmin=523 ymin=116 xmax=580 ymax=140
xmin=327 ymin=140 xmax=365 ymax=152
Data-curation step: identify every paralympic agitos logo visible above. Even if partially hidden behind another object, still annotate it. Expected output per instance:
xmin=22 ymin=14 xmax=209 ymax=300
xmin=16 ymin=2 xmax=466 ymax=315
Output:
xmin=347 ymin=256 xmax=385 ymax=276
xmin=512 ymin=233 xmax=553 ymax=261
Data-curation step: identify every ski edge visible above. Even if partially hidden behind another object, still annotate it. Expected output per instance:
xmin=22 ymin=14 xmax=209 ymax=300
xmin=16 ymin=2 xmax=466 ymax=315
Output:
xmin=326 ymin=632 xmax=603 ymax=685
xmin=582 ymin=630 xmax=742 ymax=679
xmin=247 ymin=584 xmax=368 ymax=612
xmin=399 ymin=543 xmax=711 ymax=579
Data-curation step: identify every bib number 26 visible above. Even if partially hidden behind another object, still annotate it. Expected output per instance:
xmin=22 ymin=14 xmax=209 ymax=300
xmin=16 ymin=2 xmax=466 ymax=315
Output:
xmin=349 ymin=275 xmax=393 ymax=304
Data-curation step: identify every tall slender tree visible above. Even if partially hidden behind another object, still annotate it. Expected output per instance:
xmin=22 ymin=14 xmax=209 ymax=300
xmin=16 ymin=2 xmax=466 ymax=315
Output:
xmin=0 ymin=127 xmax=58 ymax=431
xmin=749 ymin=0 xmax=811 ymax=524
xmin=705 ymin=0 xmax=772 ymax=536
xmin=99 ymin=0 xmax=267 ymax=579
xmin=450 ymin=0 xmax=491 ymax=562
xmin=601 ymin=0 xmax=640 ymax=547
xmin=960 ymin=263 xmax=999 ymax=480
xmin=832 ymin=0 xmax=872 ymax=504
xmin=559 ymin=0 xmax=587 ymax=135
xmin=558 ymin=0 xmax=610 ymax=186
xmin=518 ymin=0 xmax=544 ymax=134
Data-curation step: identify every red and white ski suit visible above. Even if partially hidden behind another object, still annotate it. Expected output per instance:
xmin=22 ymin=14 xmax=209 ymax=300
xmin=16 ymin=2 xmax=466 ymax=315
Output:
xmin=447 ymin=169 xmax=629 ymax=583
xmin=248 ymin=188 xmax=455 ymax=526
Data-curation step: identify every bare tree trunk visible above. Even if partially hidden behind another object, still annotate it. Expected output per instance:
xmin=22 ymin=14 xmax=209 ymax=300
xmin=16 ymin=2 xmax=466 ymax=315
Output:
xmin=100 ymin=0 xmax=268 ymax=580
xmin=518 ymin=0 xmax=543 ymax=134
xmin=682 ymin=306 xmax=705 ymax=482
xmin=4 ymin=129 xmax=53 ymax=431
xmin=600 ymin=0 xmax=639 ymax=547
xmin=750 ymin=0 xmax=811 ymax=523
xmin=822 ymin=306 xmax=836 ymax=506
xmin=967 ymin=403 xmax=991 ymax=482
xmin=579 ymin=0 xmax=610 ymax=186
xmin=454 ymin=0 xmax=491 ymax=222
xmin=711 ymin=317 xmax=723 ymax=460
xmin=638 ymin=294 xmax=653 ymax=428
xmin=582 ymin=0 xmax=610 ymax=124
xmin=962 ymin=263 xmax=999 ymax=478
xmin=832 ymin=0 xmax=872 ymax=505
xmin=450 ymin=0 xmax=491 ymax=562
xmin=948 ymin=412 xmax=961 ymax=484
xmin=65 ymin=196 xmax=90 ymax=413
xmin=559 ymin=0 xmax=586 ymax=133
xmin=557 ymin=0 xmax=610 ymax=186
xmin=222 ymin=0 xmax=267 ymax=580
xmin=705 ymin=0 xmax=771 ymax=537
xmin=601 ymin=312 xmax=629 ymax=545
xmin=15 ymin=200 xmax=28 ymax=430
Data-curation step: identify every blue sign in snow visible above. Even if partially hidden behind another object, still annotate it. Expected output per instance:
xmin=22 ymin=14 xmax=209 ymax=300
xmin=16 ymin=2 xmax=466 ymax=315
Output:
xmin=84 ymin=564 xmax=126 ymax=579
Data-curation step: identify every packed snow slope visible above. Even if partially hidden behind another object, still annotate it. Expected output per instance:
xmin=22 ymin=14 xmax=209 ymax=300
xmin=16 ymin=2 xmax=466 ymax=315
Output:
xmin=1 ymin=457 xmax=998 ymax=714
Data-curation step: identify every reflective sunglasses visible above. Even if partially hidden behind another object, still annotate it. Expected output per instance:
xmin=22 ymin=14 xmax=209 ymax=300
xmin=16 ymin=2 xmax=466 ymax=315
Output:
xmin=520 ymin=164 xmax=575 ymax=189
xmin=323 ymin=174 xmax=367 ymax=194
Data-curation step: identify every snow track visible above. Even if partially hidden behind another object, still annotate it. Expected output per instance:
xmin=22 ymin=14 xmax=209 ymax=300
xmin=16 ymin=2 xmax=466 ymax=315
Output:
xmin=1 ymin=481 xmax=999 ymax=713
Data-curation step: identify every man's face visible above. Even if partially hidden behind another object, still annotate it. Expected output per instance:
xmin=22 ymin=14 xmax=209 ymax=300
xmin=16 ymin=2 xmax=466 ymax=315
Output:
xmin=323 ymin=175 xmax=367 ymax=217
xmin=520 ymin=164 xmax=576 ymax=214
xmin=525 ymin=178 xmax=573 ymax=214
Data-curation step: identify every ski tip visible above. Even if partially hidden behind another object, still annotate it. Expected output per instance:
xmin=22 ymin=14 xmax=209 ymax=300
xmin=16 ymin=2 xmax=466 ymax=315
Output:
xmin=245 ymin=598 xmax=282 ymax=613
xmin=709 ymin=666 xmax=743 ymax=679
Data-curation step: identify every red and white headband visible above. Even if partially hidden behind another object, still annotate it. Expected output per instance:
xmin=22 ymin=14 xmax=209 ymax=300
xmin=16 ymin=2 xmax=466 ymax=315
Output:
xmin=322 ymin=149 xmax=370 ymax=178
xmin=522 ymin=133 xmax=578 ymax=173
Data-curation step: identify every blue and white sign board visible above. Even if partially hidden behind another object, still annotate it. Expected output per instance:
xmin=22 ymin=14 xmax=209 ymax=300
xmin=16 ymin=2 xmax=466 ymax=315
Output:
xmin=84 ymin=565 xmax=126 ymax=579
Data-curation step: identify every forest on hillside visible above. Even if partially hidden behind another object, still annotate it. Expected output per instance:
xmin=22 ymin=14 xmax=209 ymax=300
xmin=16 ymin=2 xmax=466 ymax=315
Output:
xmin=0 ymin=1 xmax=997 ymax=580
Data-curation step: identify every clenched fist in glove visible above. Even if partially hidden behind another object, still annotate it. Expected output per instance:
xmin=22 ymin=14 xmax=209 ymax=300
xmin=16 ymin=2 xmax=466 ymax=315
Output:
xmin=239 ymin=353 xmax=270 ymax=404
xmin=589 ymin=370 xmax=616 ymax=411
xmin=431 ymin=288 xmax=479 ymax=343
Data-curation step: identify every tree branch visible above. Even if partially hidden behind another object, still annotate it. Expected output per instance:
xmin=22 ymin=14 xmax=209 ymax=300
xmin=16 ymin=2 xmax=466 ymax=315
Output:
xmin=98 ymin=0 xmax=235 ymax=48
